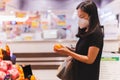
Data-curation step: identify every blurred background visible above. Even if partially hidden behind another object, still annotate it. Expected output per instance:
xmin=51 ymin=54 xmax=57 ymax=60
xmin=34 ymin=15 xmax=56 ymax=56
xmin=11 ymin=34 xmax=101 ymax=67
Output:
xmin=0 ymin=0 xmax=120 ymax=80
xmin=0 ymin=0 xmax=119 ymax=41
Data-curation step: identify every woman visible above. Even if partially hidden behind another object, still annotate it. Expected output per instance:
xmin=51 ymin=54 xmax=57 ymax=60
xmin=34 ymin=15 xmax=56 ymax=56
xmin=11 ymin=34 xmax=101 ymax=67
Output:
xmin=54 ymin=1 xmax=104 ymax=80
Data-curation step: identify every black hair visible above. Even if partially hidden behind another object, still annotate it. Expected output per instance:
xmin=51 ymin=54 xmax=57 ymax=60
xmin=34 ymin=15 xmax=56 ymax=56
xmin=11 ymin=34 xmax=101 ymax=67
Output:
xmin=76 ymin=0 xmax=102 ymax=37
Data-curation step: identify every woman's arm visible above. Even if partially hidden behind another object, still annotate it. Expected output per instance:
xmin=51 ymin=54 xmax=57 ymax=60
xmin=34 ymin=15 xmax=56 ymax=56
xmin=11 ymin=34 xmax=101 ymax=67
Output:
xmin=69 ymin=46 xmax=99 ymax=64
xmin=55 ymin=46 xmax=99 ymax=64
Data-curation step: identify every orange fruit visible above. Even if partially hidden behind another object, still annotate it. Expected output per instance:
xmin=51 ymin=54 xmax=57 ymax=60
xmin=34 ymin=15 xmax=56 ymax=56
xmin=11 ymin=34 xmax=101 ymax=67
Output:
xmin=30 ymin=75 xmax=36 ymax=80
xmin=0 ymin=48 xmax=3 ymax=59
xmin=5 ymin=44 xmax=10 ymax=56
xmin=53 ymin=43 xmax=63 ymax=50
xmin=24 ymin=78 xmax=29 ymax=80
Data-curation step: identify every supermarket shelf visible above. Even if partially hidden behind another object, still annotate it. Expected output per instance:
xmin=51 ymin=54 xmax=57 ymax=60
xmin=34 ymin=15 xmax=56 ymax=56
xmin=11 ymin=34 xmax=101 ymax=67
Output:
xmin=16 ymin=57 xmax=66 ymax=61
xmin=14 ymin=53 xmax=67 ymax=69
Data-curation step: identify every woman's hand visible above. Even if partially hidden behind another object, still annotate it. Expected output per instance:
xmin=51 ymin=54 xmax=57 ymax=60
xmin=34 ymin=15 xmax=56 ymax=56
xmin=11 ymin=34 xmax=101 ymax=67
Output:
xmin=53 ymin=43 xmax=71 ymax=56
xmin=55 ymin=46 xmax=71 ymax=55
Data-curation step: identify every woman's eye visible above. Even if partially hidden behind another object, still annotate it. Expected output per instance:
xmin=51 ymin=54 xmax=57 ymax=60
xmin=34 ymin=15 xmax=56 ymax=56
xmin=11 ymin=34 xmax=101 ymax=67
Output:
xmin=80 ymin=16 xmax=84 ymax=18
xmin=79 ymin=16 xmax=83 ymax=19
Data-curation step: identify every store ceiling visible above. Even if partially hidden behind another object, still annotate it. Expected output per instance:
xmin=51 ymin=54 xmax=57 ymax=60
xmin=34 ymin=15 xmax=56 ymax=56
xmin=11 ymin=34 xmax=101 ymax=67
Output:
xmin=93 ymin=0 xmax=113 ymax=8
xmin=6 ymin=0 xmax=114 ymax=12
xmin=16 ymin=0 xmax=113 ymax=11
xmin=5 ymin=0 xmax=115 ymax=17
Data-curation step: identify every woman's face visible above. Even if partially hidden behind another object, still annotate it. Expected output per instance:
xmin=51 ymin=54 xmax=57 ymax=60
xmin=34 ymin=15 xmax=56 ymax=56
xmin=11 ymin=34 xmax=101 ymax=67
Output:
xmin=77 ymin=8 xmax=89 ymax=29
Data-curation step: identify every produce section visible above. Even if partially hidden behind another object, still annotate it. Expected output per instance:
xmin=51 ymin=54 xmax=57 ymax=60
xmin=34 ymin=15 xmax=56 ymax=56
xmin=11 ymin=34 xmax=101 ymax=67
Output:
xmin=0 ymin=44 xmax=36 ymax=80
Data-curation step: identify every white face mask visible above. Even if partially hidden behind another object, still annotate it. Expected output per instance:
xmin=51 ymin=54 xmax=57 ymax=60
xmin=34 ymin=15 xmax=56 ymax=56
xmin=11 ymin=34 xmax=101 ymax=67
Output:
xmin=78 ymin=18 xmax=89 ymax=29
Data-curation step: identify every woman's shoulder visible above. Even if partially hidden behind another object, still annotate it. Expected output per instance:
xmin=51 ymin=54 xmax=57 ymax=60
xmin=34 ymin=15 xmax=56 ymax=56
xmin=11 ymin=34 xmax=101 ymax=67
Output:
xmin=89 ymin=28 xmax=103 ymax=39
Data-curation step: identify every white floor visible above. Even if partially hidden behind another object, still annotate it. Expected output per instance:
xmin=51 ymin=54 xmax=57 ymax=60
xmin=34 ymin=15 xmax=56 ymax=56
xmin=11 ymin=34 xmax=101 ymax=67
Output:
xmin=32 ymin=69 xmax=61 ymax=80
